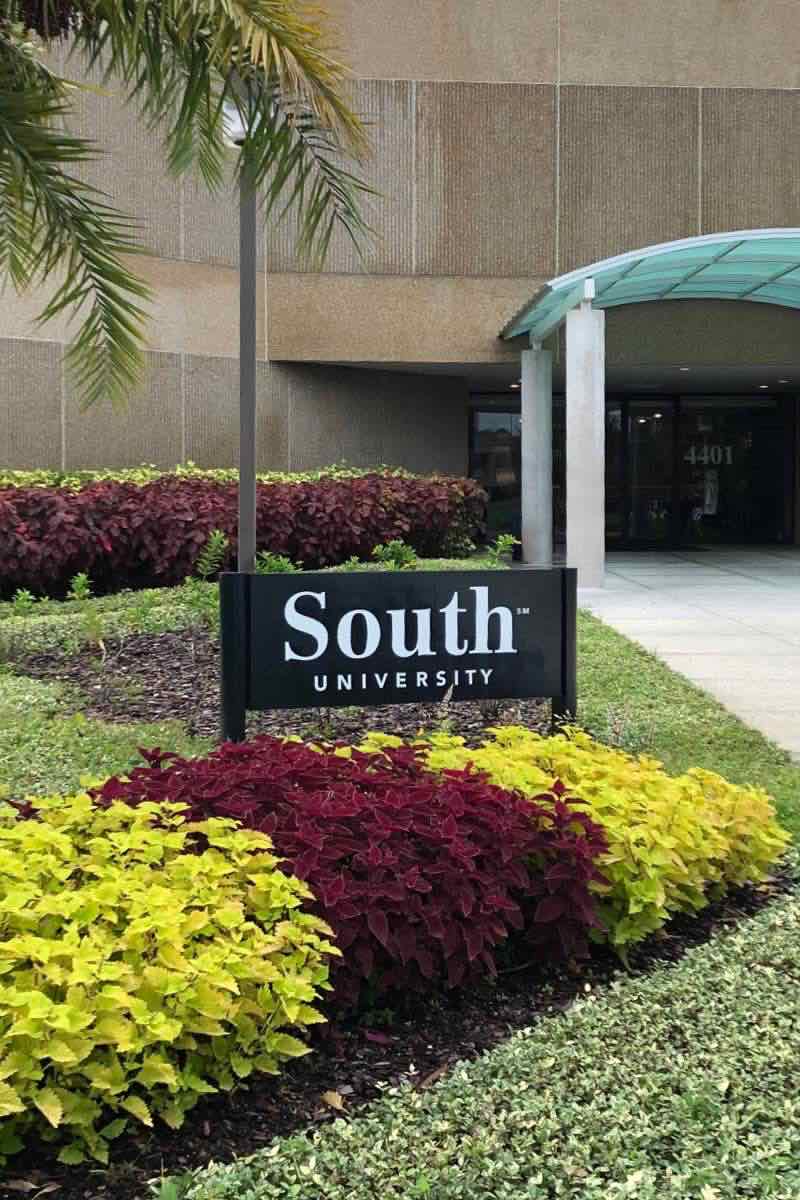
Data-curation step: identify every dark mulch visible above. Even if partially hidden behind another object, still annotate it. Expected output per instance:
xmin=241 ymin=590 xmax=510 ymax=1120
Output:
xmin=16 ymin=629 xmax=551 ymax=744
xmin=0 ymin=867 xmax=793 ymax=1200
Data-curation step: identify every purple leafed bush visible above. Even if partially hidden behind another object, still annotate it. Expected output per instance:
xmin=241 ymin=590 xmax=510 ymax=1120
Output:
xmin=93 ymin=737 xmax=609 ymax=1006
xmin=0 ymin=472 xmax=486 ymax=597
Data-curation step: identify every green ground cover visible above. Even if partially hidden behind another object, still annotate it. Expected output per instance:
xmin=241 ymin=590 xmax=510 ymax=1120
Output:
xmin=169 ymin=882 xmax=800 ymax=1200
xmin=0 ymin=674 xmax=210 ymax=798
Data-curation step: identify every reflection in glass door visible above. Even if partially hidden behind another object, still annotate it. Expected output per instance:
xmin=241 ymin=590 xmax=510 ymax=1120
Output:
xmin=627 ymin=402 xmax=674 ymax=543
xmin=470 ymin=410 xmax=522 ymax=533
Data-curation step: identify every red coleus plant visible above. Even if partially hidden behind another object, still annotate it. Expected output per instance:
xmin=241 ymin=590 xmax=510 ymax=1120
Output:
xmin=93 ymin=738 xmax=608 ymax=1006
xmin=0 ymin=473 xmax=486 ymax=598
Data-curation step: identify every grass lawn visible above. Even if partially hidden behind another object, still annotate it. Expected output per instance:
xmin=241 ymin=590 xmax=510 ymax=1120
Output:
xmin=1 ymin=572 xmax=798 ymax=841
xmin=167 ymin=882 xmax=800 ymax=1200
xmin=577 ymin=611 xmax=800 ymax=840
xmin=0 ymin=673 xmax=210 ymax=798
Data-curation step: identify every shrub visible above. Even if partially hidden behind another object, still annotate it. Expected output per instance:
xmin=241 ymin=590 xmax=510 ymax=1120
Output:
xmin=371 ymin=539 xmax=418 ymax=570
xmin=410 ymin=726 xmax=791 ymax=948
xmin=0 ymin=793 xmax=336 ymax=1164
xmin=95 ymin=738 xmax=608 ymax=1005
xmin=0 ymin=461 xmax=414 ymax=491
xmin=0 ymin=473 xmax=487 ymax=598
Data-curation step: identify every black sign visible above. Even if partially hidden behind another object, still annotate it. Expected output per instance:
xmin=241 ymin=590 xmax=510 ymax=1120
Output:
xmin=219 ymin=568 xmax=576 ymax=741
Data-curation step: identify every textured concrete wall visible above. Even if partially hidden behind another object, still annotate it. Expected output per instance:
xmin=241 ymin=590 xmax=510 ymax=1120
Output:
xmin=282 ymin=364 xmax=468 ymax=475
xmin=322 ymin=0 xmax=559 ymax=84
xmin=559 ymin=86 xmax=699 ymax=273
xmin=1 ymin=339 xmax=63 ymax=469
xmin=6 ymin=6 xmax=800 ymax=472
xmin=1 ymin=342 xmax=468 ymax=475
xmin=265 ymin=275 xmax=538 ymax=363
xmin=559 ymin=0 xmax=800 ymax=88
xmin=605 ymin=301 xmax=800 ymax=366
xmin=325 ymin=0 xmax=800 ymax=89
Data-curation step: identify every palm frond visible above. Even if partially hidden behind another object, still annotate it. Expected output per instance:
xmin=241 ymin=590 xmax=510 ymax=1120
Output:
xmin=0 ymin=36 xmax=150 ymax=407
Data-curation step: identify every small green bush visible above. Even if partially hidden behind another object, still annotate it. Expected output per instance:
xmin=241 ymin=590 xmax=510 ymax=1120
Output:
xmin=371 ymin=539 xmax=418 ymax=570
xmin=255 ymin=550 xmax=301 ymax=574
xmin=0 ymin=793 xmax=336 ymax=1164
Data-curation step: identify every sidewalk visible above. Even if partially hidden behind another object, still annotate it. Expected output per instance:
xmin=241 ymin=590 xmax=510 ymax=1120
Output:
xmin=579 ymin=547 xmax=800 ymax=760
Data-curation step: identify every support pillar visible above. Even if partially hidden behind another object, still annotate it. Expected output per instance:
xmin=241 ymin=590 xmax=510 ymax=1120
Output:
xmin=520 ymin=342 xmax=553 ymax=566
xmin=566 ymin=284 xmax=606 ymax=587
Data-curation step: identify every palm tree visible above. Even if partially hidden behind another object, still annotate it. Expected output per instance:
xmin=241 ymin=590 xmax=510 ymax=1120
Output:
xmin=0 ymin=1 xmax=370 ymax=407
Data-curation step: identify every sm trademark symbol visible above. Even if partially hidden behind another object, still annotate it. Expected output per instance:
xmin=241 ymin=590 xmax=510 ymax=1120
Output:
xmin=516 ymin=607 xmax=530 ymax=616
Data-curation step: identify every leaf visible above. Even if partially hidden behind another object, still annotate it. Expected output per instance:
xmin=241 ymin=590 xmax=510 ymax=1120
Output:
xmin=121 ymin=1096 xmax=153 ymax=1127
xmin=367 ymin=909 xmax=390 ymax=948
xmin=137 ymin=1056 xmax=179 ymax=1088
xmin=321 ymin=1089 xmax=344 ymax=1111
xmin=57 ymin=1144 xmax=85 ymax=1166
xmin=267 ymin=1033 xmax=311 ymax=1059
xmin=0 ymin=1082 xmax=26 ymax=1118
xmin=33 ymin=1088 xmax=63 ymax=1128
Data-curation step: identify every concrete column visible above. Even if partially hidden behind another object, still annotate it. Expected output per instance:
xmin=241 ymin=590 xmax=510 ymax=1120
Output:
xmin=566 ymin=292 xmax=606 ymax=587
xmin=520 ymin=343 xmax=553 ymax=566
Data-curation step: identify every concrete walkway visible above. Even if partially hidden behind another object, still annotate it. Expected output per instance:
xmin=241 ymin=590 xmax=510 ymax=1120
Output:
xmin=578 ymin=547 xmax=800 ymax=759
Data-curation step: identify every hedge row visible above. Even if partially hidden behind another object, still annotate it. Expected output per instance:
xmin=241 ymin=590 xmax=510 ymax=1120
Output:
xmin=0 ymin=472 xmax=486 ymax=598
xmin=0 ymin=461 xmax=412 ymax=491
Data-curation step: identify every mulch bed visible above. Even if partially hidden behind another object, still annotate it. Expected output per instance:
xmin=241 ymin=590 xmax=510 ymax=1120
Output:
xmin=0 ymin=867 xmax=793 ymax=1200
xmin=15 ymin=629 xmax=551 ymax=744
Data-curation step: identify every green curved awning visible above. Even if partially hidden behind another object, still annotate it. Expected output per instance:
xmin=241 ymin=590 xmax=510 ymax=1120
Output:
xmin=500 ymin=229 xmax=800 ymax=341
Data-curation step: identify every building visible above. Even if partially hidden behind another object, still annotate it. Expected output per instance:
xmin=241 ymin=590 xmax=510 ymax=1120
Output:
xmin=3 ymin=1 xmax=800 ymax=583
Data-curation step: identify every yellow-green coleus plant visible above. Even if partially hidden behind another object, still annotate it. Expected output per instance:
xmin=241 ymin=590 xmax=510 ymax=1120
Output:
xmin=358 ymin=728 xmax=790 ymax=950
xmin=0 ymin=792 xmax=338 ymax=1165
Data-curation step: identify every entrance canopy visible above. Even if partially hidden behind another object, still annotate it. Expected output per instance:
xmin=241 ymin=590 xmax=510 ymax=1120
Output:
xmin=501 ymin=228 xmax=800 ymax=342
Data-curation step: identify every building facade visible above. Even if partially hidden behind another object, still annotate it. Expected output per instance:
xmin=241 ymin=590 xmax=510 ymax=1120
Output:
xmin=3 ymin=0 xmax=800 ymax=568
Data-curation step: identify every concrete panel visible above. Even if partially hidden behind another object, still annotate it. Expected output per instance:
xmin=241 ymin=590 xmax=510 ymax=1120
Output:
xmin=322 ymin=0 xmax=558 ymax=83
xmin=560 ymin=0 xmax=800 ymax=88
xmin=67 ymin=54 xmax=182 ymax=260
xmin=416 ymin=83 xmax=556 ymax=277
xmin=183 ymin=163 xmax=263 ymax=269
xmin=0 ymin=339 xmax=63 ymax=469
xmin=266 ymin=274 xmax=540 ymax=363
xmin=560 ymin=86 xmax=699 ymax=273
xmin=266 ymin=81 xmax=414 ymax=275
xmin=282 ymin=364 xmax=468 ymax=475
xmin=64 ymin=351 xmax=182 ymax=469
xmin=184 ymin=356 xmax=289 ymax=471
xmin=702 ymin=90 xmax=800 ymax=234
xmin=133 ymin=257 xmax=264 ymax=358
xmin=0 ymin=273 xmax=72 ymax=344
xmin=605 ymin=300 xmax=800 ymax=365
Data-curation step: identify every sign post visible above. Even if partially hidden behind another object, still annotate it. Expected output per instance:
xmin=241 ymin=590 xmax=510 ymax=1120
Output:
xmin=220 ymin=566 xmax=577 ymax=741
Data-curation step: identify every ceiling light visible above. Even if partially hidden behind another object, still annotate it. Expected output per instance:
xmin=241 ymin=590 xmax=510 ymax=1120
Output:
xmin=779 ymin=379 xmax=790 ymax=384
xmin=638 ymin=417 xmax=647 ymax=424
xmin=510 ymin=382 xmax=520 ymax=390
xmin=654 ymin=412 xmax=663 ymax=419
xmin=759 ymin=384 xmax=769 ymax=390
xmin=679 ymin=367 xmax=690 ymax=372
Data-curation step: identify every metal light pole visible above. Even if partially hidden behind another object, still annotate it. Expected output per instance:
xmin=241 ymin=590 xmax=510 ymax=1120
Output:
xmin=238 ymin=178 xmax=257 ymax=573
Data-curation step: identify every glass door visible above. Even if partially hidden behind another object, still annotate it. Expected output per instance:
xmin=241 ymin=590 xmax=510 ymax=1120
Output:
xmin=677 ymin=399 xmax=784 ymax=543
xmin=470 ymin=409 xmax=522 ymax=534
xmin=627 ymin=402 xmax=675 ymax=543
